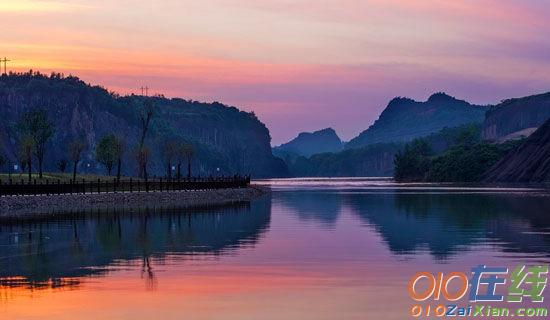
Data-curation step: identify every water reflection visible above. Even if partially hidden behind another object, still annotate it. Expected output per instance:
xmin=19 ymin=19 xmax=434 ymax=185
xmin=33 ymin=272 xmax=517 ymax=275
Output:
xmin=276 ymin=192 xmax=342 ymax=227
xmin=345 ymin=192 xmax=550 ymax=259
xmin=0 ymin=198 xmax=271 ymax=289
xmin=2 ymin=181 xmax=550 ymax=320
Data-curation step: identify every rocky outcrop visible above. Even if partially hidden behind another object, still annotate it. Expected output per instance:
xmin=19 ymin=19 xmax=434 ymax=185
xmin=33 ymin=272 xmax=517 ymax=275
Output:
xmin=482 ymin=92 xmax=550 ymax=140
xmin=483 ymin=119 xmax=550 ymax=183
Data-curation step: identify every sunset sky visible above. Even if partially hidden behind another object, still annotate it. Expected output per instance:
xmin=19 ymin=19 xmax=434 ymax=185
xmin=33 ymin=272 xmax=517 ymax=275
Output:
xmin=1 ymin=0 xmax=549 ymax=144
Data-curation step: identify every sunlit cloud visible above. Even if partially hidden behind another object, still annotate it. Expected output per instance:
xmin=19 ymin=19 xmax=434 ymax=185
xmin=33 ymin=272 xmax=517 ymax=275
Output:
xmin=0 ymin=0 xmax=88 ymax=13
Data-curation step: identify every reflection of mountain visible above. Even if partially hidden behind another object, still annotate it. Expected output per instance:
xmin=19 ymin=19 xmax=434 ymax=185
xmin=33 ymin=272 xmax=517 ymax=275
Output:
xmin=344 ymin=192 xmax=550 ymax=259
xmin=276 ymin=191 xmax=342 ymax=227
xmin=0 ymin=198 xmax=271 ymax=288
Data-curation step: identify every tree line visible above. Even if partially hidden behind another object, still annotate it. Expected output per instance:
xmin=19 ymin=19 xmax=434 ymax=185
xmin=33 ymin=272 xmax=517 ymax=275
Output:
xmin=0 ymin=100 xmax=195 ymax=182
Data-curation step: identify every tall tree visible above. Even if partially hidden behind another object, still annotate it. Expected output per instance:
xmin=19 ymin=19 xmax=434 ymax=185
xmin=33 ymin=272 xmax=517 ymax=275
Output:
xmin=0 ymin=153 xmax=5 ymax=173
xmin=181 ymin=143 xmax=194 ymax=178
xmin=95 ymin=134 xmax=118 ymax=175
xmin=19 ymin=135 xmax=35 ymax=182
xmin=18 ymin=110 xmax=54 ymax=178
xmin=137 ymin=99 xmax=154 ymax=179
xmin=56 ymin=159 xmax=68 ymax=173
xmin=69 ymin=139 xmax=86 ymax=181
xmin=114 ymin=137 xmax=124 ymax=181
xmin=161 ymin=139 xmax=178 ymax=179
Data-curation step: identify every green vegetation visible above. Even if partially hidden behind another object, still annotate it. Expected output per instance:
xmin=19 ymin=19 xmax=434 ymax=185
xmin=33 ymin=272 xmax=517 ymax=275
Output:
xmin=394 ymin=135 xmax=523 ymax=182
xmin=17 ymin=110 xmax=54 ymax=179
xmin=425 ymin=142 xmax=520 ymax=182
xmin=287 ymin=143 xmax=403 ymax=177
xmin=394 ymin=139 xmax=432 ymax=181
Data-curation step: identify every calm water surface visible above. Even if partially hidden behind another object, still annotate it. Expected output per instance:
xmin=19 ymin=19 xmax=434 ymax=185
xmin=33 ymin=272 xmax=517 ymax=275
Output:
xmin=1 ymin=178 xmax=550 ymax=319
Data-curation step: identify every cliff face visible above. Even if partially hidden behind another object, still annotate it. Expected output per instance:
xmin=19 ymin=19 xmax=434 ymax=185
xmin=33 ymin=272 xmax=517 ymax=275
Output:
xmin=483 ymin=119 xmax=550 ymax=183
xmin=273 ymin=127 xmax=343 ymax=158
xmin=0 ymin=73 xmax=288 ymax=178
xmin=482 ymin=92 xmax=550 ymax=140
xmin=346 ymin=93 xmax=488 ymax=149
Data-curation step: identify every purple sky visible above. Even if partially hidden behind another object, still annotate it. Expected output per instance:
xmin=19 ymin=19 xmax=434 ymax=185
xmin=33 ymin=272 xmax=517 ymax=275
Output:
xmin=1 ymin=0 xmax=549 ymax=144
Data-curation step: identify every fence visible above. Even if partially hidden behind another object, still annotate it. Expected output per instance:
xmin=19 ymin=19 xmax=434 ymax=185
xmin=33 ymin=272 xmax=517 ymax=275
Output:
xmin=0 ymin=176 xmax=250 ymax=196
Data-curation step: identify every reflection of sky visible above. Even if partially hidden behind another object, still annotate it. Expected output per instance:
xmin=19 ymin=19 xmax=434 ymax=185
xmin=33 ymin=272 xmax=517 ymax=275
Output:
xmin=2 ymin=186 xmax=550 ymax=319
xmin=1 ymin=0 xmax=549 ymax=144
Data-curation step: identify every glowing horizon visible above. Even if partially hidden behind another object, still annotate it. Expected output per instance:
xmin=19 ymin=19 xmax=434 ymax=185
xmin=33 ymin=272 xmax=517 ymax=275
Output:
xmin=1 ymin=0 xmax=549 ymax=144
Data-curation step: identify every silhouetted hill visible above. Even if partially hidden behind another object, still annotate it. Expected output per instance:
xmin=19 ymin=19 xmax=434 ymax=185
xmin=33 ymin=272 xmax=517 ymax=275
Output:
xmin=0 ymin=72 xmax=288 ymax=178
xmin=346 ymin=92 xmax=488 ymax=149
xmin=483 ymin=118 xmax=550 ymax=183
xmin=482 ymin=92 xmax=550 ymax=140
xmin=287 ymin=143 xmax=402 ymax=177
xmin=273 ymin=128 xmax=343 ymax=158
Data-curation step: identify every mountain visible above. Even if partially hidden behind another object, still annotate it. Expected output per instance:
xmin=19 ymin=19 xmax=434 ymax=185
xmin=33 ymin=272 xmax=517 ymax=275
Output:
xmin=0 ymin=72 xmax=288 ymax=178
xmin=481 ymin=92 xmax=550 ymax=140
xmin=346 ymin=92 xmax=488 ymax=149
xmin=483 ymin=118 xmax=550 ymax=183
xmin=273 ymin=128 xmax=343 ymax=158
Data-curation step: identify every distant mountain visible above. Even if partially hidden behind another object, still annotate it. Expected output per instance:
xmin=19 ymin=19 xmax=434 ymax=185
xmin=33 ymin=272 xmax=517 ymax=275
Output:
xmin=273 ymin=128 xmax=343 ymax=158
xmin=0 ymin=72 xmax=288 ymax=178
xmin=346 ymin=92 xmax=488 ymax=149
xmin=482 ymin=92 xmax=550 ymax=140
xmin=483 ymin=118 xmax=550 ymax=183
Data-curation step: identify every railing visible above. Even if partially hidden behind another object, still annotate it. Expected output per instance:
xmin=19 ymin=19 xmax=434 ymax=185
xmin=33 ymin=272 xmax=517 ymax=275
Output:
xmin=0 ymin=176 xmax=251 ymax=197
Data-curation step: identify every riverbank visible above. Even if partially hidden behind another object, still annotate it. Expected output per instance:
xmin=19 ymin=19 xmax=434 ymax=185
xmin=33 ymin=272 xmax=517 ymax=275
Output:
xmin=0 ymin=186 xmax=267 ymax=220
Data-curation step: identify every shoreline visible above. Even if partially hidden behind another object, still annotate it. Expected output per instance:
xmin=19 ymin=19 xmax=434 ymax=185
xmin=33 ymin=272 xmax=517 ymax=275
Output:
xmin=0 ymin=186 xmax=267 ymax=220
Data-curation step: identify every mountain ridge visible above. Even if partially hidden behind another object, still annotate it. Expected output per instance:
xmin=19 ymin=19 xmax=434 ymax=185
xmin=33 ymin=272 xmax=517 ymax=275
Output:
xmin=346 ymin=92 xmax=488 ymax=149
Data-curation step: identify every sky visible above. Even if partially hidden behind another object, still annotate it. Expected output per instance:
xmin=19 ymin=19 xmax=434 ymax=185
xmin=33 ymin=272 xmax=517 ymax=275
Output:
xmin=1 ymin=0 xmax=549 ymax=145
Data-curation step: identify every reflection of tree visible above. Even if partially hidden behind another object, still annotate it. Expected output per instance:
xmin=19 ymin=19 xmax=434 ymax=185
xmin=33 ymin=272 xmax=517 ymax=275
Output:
xmin=0 ymin=197 xmax=271 ymax=291
xmin=141 ymin=256 xmax=157 ymax=291
xmin=345 ymin=192 xmax=550 ymax=260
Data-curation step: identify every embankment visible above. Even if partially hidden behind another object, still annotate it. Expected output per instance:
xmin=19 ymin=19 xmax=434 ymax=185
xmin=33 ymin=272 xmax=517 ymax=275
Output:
xmin=0 ymin=186 xmax=267 ymax=219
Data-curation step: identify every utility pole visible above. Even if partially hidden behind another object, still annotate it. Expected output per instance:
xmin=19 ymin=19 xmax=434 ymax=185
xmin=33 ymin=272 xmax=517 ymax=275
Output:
xmin=140 ymin=86 xmax=149 ymax=96
xmin=0 ymin=57 xmax=11 ymax=75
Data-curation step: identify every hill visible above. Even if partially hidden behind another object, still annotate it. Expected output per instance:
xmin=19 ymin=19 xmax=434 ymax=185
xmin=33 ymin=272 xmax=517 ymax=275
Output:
xmin=288 ymin=143 xmax=402 ymax=177
xmin=483 ymin=118 xmax=550 ymax=183
xmin=346 ymin=92 xmax=488 ymax=149
xmin=273 ymin=128 xmax=343 ymax=158
xmin=0 ymin=72 xmax=288 ymax=178
xmin=481 ymin=92 xmax=550 ymax=140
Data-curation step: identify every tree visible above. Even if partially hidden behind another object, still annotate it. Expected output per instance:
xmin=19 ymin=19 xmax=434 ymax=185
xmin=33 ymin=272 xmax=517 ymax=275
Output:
xmin=19 ymin=135 xmax=35 ymax=182
xmin=95 ymin=134 xmax=118 ymax=175
xmin=394 ymin=138 xmax=432 ymax=182
xmin=69 ymin=139 xmax=86 ymax=181
xmin=0 ymin=153 xmax=5 ymax=173
xmin=135 ymin=146 xmax=150 ymax=179
xmin=18 ymin=110 xmax=54 ymax=178
xmin=181 ymin=143 xmax=194 ymax=178
xmin=137 ymin=99 xmax=154 ymax=179
xmin=161 ymin=139 xmax=178 ymax=179
xmin=56 ymin=159 xmax=68 ymax=173
xmin=114 ymin=137 xmax=124 ymax=181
